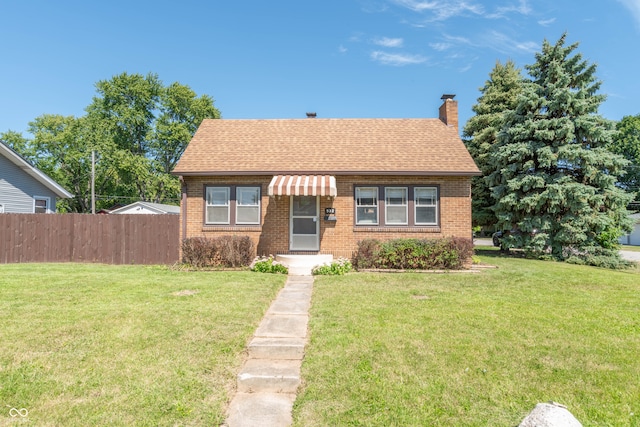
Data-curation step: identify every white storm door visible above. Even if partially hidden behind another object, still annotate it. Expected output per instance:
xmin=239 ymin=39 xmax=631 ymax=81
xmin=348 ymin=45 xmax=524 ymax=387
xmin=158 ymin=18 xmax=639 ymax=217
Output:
xmin=290 ymin=196 xmax=319 ymax=251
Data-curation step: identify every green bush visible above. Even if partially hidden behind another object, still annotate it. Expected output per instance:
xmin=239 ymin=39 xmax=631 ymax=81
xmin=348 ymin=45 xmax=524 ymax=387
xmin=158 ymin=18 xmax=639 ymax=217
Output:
xmin=354 ymin=237 xmax=474 ymax=270
xmin=181 ymin=235 xmax=254 ymax=268
xmin=312 ymin=258 xmax=353 ymax=275
xmin=250 ymin=256 xmax=289 ymax=274
xmin=353 ymin=239 xmax=381 ymax=269
xmin=565 ymin=246 xmax=634 ymax=269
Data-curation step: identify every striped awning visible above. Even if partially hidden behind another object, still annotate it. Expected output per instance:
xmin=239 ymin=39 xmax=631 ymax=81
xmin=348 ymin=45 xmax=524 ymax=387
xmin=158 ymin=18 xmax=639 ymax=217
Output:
xmin=268 ymin=175 xmax=337 ymax=197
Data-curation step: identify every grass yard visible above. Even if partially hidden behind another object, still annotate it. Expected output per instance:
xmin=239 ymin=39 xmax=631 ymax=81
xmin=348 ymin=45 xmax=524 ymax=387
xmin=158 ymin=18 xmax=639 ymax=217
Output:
xmin=294 ymin=251 xmax=640 ymax=426
xmin=622 ymin=245 xmax=640 ymax=252
xmin=0 ymin=264 xmax=285 ymax=426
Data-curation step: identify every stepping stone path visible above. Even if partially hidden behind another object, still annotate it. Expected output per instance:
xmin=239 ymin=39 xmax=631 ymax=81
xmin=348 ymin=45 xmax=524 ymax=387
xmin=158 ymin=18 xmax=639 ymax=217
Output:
xmin=224 ymin=275 xmax=314 ymax=427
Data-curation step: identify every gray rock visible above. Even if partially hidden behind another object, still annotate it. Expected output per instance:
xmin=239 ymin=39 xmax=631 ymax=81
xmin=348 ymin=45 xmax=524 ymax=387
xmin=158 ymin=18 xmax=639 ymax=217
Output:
xmin=519 ymin=402 xmax=583 ymax=427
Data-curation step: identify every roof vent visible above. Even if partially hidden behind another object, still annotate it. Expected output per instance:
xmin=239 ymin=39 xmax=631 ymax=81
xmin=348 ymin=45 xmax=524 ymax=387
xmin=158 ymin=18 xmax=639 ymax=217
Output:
xmin=306 ymin=112 xmax=317 ymax=118
xmin=440 ymin=94 xmax=456 ymax=100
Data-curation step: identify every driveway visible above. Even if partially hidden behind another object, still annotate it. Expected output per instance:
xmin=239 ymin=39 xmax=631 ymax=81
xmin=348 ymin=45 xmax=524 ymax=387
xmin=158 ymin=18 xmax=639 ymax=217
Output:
xmin=474 ymin=238 xmax=639 ymax=262
xmin=620 ymin=250 xmax=640 ymax=262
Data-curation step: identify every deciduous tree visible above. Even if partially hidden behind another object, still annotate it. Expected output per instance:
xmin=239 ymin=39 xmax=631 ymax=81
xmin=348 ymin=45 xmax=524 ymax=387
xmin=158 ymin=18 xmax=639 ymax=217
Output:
xmin=3 ymin=72 xmax=219 ymax=212
xmin=610 ymin=114 xmax=640 ymax=204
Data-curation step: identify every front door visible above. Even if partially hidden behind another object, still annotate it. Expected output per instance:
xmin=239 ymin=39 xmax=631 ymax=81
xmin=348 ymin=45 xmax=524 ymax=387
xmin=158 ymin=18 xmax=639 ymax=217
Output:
xmin=290 ymin=196 xmax=319 ymax=251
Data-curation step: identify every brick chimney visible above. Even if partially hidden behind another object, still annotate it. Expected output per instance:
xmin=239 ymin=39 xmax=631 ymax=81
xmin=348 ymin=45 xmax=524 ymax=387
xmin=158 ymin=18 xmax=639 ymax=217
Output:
xmin=438 ymin=94 xmax=458 ymax=131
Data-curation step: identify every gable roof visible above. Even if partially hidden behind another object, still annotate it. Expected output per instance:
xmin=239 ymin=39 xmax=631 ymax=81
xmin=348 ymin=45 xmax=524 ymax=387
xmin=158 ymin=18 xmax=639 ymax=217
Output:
xmin=109 ymin=201 xmax=180 ymax=214
xmin=0 ymin=140 xmax=73 ymax=198
xmin=173 ymin=118 xmax=480 ymax=176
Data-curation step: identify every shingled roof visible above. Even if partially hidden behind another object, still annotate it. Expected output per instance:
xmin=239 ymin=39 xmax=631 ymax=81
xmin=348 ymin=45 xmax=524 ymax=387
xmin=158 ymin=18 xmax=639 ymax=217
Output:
xmin=173 ymin=117 xmax=480 ymax=176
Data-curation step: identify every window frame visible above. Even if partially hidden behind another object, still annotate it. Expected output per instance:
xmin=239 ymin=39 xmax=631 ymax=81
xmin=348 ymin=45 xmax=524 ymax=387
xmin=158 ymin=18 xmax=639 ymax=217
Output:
xmin=204 ymin=185 xmax=261 ymax=226
xmin=235 ymin=186 xmax=261 ymax=225
xmin=414 ymin=187 xmax=439 ymax=226
xmin=33 ymin=196 xmax=50 ymax=214
xmin=384 ymin=187 xmax=408 ymax=225
xmin=205 ymin=186 xmax=231 ymax=225
xmin=355 ymin=186 xmax=379 ymax=225
xmin=354 ymin=185 xmax=439 ymax=228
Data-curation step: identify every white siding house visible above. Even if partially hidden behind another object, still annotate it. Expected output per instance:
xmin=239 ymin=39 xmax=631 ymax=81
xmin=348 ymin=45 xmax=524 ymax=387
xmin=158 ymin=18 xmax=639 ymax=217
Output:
xmin=0 ymin=140 xmax=72 ymax=213
xmin=109 ymin=202 xmax=180 ymax=215
xmin=619 ymin=213 xmax=640 ymax=246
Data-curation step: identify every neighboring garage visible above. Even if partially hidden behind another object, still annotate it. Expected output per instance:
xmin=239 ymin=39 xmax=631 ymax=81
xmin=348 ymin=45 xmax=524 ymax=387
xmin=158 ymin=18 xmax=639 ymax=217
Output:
xmin=619 ymin=212 xmax=640 ymax=246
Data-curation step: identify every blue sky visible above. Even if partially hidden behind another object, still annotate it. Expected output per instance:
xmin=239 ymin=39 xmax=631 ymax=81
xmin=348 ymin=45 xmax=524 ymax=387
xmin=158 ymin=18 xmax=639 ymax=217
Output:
xmin=1 ymin=0 xmax=639 ymax=137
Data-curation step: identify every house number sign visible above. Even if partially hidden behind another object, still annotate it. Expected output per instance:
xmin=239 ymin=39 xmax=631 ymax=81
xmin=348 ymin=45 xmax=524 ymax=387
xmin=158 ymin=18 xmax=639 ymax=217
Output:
xmin=325 ymin=208 xmax=336 ymax=215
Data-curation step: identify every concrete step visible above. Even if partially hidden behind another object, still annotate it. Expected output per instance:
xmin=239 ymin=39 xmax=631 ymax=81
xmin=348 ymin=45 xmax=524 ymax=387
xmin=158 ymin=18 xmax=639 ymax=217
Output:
xmin=255 ymin=314 xmax=309 ymax=338
xmin=276 ymin=254 xmax=333 ymax=276
xmin=248 ymin=337 xmax=306 ymax=360
xmin=237 ymin=359 xmax=302 ymax=393
xmin=225 ymin=392 xmax=296 ymax=427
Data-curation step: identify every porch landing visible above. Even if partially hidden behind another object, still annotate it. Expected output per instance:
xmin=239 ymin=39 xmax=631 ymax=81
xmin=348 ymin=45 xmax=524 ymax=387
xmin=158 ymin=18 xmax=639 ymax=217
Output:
xmin=275 ymin=254 xmax=333 ymax=276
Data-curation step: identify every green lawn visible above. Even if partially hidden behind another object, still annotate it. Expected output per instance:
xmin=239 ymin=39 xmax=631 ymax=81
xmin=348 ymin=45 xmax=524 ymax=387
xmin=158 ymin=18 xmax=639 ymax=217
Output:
xmin=0 ymin=264 xmax=285 ymax=426
xmin=622 ymin=245 xmax=640 ymax=252
xmin=294 ymin=251 xmax=640 ymax=426
xmin=3 ymin=259 xmax=639 ymax=426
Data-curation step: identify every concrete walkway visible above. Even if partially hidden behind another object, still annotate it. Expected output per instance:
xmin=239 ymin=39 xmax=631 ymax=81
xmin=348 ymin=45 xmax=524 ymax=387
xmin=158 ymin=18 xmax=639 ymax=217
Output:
xmin=224 ymin=275 xmax=313 ymax=427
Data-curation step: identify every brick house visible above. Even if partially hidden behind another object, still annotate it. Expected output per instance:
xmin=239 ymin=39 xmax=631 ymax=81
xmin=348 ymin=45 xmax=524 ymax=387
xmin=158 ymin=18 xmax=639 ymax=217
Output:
xmin=172 ymin=95 xmax=480 ymax=259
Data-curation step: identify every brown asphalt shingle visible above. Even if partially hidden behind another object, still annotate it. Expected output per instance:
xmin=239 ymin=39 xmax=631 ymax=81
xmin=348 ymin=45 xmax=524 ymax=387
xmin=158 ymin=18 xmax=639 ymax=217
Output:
xmin=172 ymin=118 xmax=480 ymax=176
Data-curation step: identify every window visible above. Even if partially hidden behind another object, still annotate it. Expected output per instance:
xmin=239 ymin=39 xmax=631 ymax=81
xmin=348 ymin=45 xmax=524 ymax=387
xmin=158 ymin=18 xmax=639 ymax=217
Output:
xmin=354 ymin=185 xmax=439 ymax=227
xmin=206 ymin=187 xmax=230 ymax=224
xmin=415 ymin=187 xmax=438 ymax=225
xmin=385 ymin=187 xmax=408 ymax=225
xmin=205 ymin=186 xmax=261 ymax=225
xmin=34 ymin=196 xmax=50 ymax=213
xmin=355 ymin=187 xmax=378 ymax=224
xmin=236 ymin=187 xmax=260 ymax=224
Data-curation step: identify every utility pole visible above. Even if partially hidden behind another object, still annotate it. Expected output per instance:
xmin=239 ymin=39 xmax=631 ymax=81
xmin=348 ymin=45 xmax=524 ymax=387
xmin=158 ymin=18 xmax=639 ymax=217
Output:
xmin=91 ymin=150 xmax=95 ymax=214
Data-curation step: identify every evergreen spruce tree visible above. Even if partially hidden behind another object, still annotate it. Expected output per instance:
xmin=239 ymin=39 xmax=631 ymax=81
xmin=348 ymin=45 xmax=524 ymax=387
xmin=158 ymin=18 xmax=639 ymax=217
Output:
xmin=487 ymin=34 xmax=633 ymax=263
xmin=463 ymin=60 xmax=523 ymax=230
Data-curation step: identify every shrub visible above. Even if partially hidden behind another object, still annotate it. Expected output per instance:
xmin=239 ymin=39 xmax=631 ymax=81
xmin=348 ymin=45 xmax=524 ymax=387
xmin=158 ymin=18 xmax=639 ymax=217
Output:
xmin=215 ymin=235 xmax=254 ymax=267
xmin=353 ymin=239 xmax=381 ymax=269
xmin=312 ymin=258 xmax=353 ymax=275
xmin=250 ymin=256 xmax=288 ymax=274
xmin=565 ymin=246 xmax=634 ymax=269
xmin=181 ymin=235 xmax=254 ymax=268
xmin=354 ymin=237 xmax=474 ymax=270
xmin=181 ymin=237 xmax=218 ymax=268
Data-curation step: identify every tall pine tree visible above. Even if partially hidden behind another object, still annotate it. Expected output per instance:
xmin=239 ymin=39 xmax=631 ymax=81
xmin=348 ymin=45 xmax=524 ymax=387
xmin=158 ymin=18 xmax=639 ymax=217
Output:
xmin=487 ymin=34 xmax=632 ymax=261
xmin=463 ymin=60 xmax=523 ymax=230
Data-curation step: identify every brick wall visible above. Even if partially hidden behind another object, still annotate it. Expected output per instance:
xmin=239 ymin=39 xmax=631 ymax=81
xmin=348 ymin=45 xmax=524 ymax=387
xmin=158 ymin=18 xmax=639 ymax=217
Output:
xmin=181 ymin=175 xmax=472 ymax=259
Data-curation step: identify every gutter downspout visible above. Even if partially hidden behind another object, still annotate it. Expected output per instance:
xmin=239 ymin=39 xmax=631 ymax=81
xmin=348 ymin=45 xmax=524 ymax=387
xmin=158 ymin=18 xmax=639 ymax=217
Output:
xmin=179 ymin=175 xmax=187 ymax=253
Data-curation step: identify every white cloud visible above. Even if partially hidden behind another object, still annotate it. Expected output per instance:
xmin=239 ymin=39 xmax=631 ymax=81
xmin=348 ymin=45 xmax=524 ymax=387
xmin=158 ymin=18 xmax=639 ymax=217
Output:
xmin=429 ymin=42 xmax=452 ymax=51
xmin=617 ymin=0 xmax=640 ymax=28
xmin=442 ymin=34 xmax=472 ymax=45
xmin=538 ymin=17 xmax=556 ymax=26
xmin=486 ymin=0 xmax=532 ymax=18
xmin=373 ymin=37 xmax=404 ymax=47
xmin=338 ymin=45 xmax=348 ymax=53
xmin=370 ymin=50 xmax=428 ymax=65
xmin=391 ymin=0 xmax=534 ymax=21
xmin=391 ymin=0 xmax=484 ymax=21
xmin=482 ymin=30 xmax=539 ymax=54
xmin=436 ymin=31 xmax=538 ymax=55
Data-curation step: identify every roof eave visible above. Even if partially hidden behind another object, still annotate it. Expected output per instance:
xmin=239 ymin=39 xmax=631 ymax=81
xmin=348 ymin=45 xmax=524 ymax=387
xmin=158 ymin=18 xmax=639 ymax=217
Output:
xmin=0 ymin=142 xmax=74 ymax=198
xmin=172 ymin=170 xmax=481 ymax=177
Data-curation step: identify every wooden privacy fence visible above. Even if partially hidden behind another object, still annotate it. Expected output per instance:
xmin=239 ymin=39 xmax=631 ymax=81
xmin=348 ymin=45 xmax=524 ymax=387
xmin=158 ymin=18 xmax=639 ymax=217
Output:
xmin=0 ymin=214 xmax=179 ymax=264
